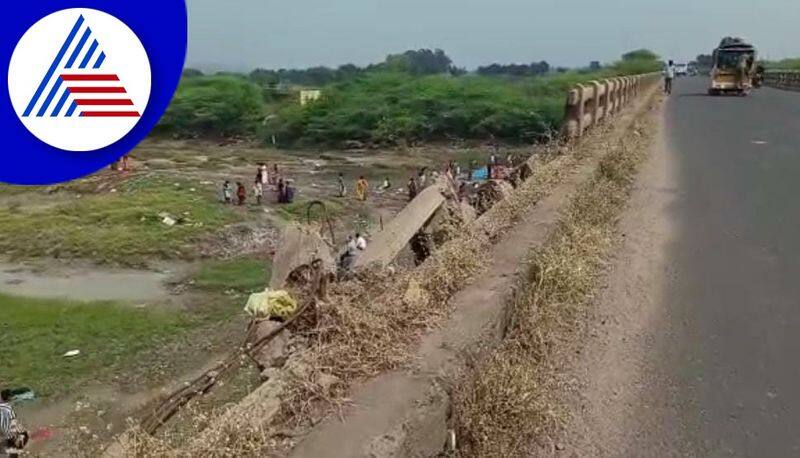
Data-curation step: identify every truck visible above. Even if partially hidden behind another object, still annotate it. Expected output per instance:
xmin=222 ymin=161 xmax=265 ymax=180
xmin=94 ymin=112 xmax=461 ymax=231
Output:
xmin=709 ymin=37 xmax=757 ymax=95
xmin=674 ymin=63 xmax=689 ymax=77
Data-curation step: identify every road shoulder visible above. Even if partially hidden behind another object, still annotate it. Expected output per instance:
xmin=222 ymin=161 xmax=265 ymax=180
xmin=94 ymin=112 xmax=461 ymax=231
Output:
xmin=558 ymin=104 xmax=696 ymax=456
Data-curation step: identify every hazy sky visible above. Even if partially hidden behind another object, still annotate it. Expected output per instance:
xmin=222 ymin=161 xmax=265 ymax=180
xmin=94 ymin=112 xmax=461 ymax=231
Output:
xmin=187 ymin=0 xmax=799 ymax=71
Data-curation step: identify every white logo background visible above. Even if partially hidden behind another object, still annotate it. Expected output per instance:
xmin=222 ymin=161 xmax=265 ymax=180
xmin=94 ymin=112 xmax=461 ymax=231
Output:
xmin=7 ymin=8 xmax=151 ymax=152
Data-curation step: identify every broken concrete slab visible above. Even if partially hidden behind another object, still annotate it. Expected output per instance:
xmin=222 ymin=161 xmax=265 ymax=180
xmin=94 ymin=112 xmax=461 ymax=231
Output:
xmin=354 ymin=184 xmax=446 ymax=269
xmin=250 ymin=320 xmax=291 ymax=371
xmin=475 ymin=180 xmax=514 ymax=215
xmin=270 ymin=224 xmax=335 ymax=290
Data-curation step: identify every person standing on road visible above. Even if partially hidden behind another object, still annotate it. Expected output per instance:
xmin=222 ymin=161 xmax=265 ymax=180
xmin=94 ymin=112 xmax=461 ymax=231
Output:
xmin=664 ymin=60 xmax=675 ymax=95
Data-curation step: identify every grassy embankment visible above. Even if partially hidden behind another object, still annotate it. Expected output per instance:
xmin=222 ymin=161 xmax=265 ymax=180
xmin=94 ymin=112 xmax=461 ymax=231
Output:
xmin=0 ymin=257 xmax=269 ymax=397
xmin=0 ymin=177 xmax=241 ymax=266
xmin=0 ymin=294 xmax=195 ymax=396
xmin=0 ymin=174 xmax=267 ymax=398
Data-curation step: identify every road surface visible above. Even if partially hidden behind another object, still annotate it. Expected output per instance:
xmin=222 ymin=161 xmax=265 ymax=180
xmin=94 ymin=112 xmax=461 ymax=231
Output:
xmin=666 ymin=76 xmax=800 ymax=455
xmin=567 ymin=77 xmax=800 ymax=456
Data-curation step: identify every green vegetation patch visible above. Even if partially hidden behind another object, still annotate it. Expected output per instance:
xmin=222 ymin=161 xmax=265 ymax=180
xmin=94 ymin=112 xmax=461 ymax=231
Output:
xmin=192 ymin=258 xmax=270 ymax=293
xmin=155 ymin=75 xmax=265 ymax=138
xmin=0 ymin=294 xmax=194 ymax=396
xmin=0 ymin=179 xmax=241 ymax=265
xmin=267 ymin=59 xmax=659 ymax=148
xmin=765 ymin=58 xmax=800 ymax=70
xmin=273 ymin=198 xmax=345 ymax=222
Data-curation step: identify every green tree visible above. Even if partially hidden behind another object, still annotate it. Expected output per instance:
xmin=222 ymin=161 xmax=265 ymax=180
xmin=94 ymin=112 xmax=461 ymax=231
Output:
xmin=156 ymin=76 xmax=264 ymax=138
xmin=622 ymin=49 xmax=659 ymax=61
xmin=182 ymin=68 xmax=204 ymax=78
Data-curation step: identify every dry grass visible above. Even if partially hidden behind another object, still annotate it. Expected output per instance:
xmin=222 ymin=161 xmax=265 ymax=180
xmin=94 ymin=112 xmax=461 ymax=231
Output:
xmin=451 ymin=99 xmax=659 ymax=457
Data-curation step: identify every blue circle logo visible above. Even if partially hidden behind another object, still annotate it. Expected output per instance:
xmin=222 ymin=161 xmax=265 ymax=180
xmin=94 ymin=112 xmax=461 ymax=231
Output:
xmin=2 ymin=2 xmax=187 ymax=184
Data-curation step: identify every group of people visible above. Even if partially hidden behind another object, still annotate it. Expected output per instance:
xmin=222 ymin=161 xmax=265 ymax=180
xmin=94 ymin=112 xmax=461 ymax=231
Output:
xmin=221 ymin=163 xmax=295 ymax=206
xmin=406 ymin=153 xmax=516 ymax=202
xmin=336 ymin=174 xmax=392 ymax=201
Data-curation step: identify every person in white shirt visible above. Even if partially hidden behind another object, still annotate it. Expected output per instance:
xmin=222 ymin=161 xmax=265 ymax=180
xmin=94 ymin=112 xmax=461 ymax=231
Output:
xmin=664 ymin=60 xmax=675 ymax=95
xmin=260 ymin=164 xmax=269 ymax=186
xmin=355 ymin=233 xmax=367 ymax=251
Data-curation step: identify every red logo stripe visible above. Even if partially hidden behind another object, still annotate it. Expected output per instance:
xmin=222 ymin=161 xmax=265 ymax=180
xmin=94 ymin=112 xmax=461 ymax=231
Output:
xmin=61 ymin=74 xmax=119 ymax=81
xmin=81 ymin=111 xmax=141 ymax=117
xmin=75 ymin=99 xmax=134 ymax=106
xmin=68 ymin=87 xmax=127 ymax=93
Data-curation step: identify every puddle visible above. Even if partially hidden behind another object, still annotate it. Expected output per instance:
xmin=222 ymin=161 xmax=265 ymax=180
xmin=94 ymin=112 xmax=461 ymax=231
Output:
xmin=0 ymin=262 xmax=171 ymax=303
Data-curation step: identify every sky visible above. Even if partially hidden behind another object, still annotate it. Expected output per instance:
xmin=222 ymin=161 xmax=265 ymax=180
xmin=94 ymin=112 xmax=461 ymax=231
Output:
xmin=186 ymin=0 xmax=800 ymax=72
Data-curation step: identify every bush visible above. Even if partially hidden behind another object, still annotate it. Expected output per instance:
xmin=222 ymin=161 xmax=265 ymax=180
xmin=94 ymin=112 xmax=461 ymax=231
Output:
xmin=609 ymin=58 xmax=662 ymax=76
xmin=766 ymin=58 xmax=800 ymax=70
xmin=156 ymin=76 xmax=264 ymax=138
xmin=266 ymin=72 xmax=598 ymax=147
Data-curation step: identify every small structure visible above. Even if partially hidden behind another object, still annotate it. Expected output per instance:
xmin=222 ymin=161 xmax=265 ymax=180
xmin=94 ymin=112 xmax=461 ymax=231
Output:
xmin=299 ymin=89 xmax=322 ymax=106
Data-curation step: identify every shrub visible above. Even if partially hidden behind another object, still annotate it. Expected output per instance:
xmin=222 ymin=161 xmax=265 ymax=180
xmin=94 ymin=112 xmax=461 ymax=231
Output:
xmin=266 ymin=72 xmax=594 ymax=147
xmin=156 ymin=76 xmax=264 ymax=138
xmin=766 ymin=58 xmax=800 ymax=70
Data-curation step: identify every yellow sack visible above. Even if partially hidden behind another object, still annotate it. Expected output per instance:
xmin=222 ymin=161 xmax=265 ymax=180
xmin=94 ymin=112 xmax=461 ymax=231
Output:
xmin=244 ymin=288 xmax=298 ymax=320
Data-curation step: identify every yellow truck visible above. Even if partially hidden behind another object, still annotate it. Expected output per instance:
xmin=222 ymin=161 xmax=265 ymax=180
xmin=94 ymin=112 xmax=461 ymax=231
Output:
xmin=709 ymin=37 xmax=757 ymax=95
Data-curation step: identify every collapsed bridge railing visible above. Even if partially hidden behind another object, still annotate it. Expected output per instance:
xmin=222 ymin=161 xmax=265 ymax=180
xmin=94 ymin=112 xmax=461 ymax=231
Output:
xmin=563 ymin=73 xmax=660 ymax=138
xmin=764 ymin=70 xmax=800 ymax=92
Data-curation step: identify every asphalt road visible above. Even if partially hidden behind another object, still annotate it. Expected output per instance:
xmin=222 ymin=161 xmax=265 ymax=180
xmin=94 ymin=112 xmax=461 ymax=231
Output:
xmin=664 ymin=76 xmax=800 ymax=455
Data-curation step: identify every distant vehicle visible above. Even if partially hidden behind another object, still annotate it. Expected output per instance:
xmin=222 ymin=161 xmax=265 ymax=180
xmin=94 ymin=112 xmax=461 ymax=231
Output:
xmin=674 ymin=63 xmax=689 ymax=77
xmin=709 ymin=37 xmax=757 ymax=95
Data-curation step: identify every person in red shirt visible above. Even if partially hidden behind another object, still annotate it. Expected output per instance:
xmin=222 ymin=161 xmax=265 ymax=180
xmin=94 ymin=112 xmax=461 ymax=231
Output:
xmin=236 ymin=182 xmax=246 ymax=205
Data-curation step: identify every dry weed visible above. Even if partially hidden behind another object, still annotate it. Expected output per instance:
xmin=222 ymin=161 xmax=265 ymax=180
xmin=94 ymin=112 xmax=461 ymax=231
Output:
xmin=451 ymin=101 xmax=659 ymax=456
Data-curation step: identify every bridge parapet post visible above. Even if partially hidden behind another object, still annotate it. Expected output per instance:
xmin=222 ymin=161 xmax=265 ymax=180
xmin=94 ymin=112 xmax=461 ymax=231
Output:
xmin=764 ymin=71 xmax=800 ymax=92
xmin=562 ymin=71 xmax=658 ymax=139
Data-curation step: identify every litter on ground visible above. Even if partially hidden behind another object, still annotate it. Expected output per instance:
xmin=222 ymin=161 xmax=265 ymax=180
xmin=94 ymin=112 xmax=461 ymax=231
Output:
xmin=244 ymin=288 xmax=298 ymax=319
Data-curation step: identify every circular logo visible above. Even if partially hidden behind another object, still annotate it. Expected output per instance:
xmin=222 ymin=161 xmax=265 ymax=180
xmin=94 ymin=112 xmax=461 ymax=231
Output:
xmin=7 ymin=8 xmax=151 ymax=152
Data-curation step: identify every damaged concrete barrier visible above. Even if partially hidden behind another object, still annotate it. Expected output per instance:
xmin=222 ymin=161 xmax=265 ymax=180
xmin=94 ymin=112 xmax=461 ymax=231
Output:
xmin=270 ymin=224 xmax=336 ymax=289
xmin=354 ymin=184 xmax=446 ymax=269
xmin=249 ymin=320 xmax=291 ymax=372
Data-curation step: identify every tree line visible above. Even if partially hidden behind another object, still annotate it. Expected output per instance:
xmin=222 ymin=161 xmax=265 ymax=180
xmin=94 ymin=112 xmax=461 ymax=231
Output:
xmin=183 ymin=49 xmax=563 ymax=87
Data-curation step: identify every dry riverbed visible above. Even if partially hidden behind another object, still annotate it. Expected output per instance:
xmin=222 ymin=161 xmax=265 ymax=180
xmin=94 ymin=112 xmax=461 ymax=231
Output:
xmin=0 ymin=137 xmax=531 ymax=455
